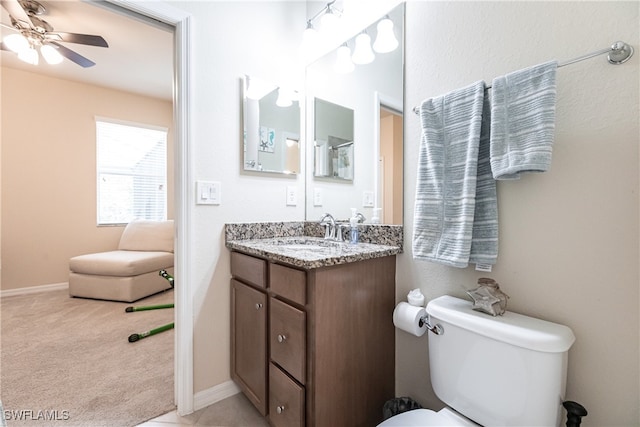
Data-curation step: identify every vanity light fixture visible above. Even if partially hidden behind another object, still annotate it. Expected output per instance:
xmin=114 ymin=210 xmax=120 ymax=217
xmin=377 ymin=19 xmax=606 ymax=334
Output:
xmin=319 ymin=2 xmax=340 ymax=32
xmin=303 ymin=20 xmax=319 ymax=48
xmin=276 ymin=87 xmax=296 ymax=108
xmin=352 ymin=31 xmax=375 ymax=65
xmin=301 ymin=0 xmax=342 ymax=52
xmin=334 ymin=43 xmax=355 ymax=74
xmin=373 ymin=15 xmax=398 ymax=53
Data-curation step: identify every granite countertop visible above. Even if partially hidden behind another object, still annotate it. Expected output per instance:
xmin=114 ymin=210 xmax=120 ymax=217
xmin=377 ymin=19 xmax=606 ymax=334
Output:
xmin=226 ymin=236 xmax=401 ymax=269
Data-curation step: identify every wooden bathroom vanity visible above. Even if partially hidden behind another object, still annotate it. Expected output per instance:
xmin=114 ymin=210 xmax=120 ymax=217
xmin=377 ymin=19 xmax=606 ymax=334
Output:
xmin=228 ymin=233 xmax=400 ymax=427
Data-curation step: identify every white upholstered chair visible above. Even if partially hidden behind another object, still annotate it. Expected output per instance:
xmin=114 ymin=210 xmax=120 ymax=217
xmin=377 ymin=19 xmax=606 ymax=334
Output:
xmin=69 ymin=219 xmax=174 ymax=302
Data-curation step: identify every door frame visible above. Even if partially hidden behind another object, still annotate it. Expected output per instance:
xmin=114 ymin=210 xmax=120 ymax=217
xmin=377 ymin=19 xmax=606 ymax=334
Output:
xmin=105 ymin=0 xmax=194 ymax=415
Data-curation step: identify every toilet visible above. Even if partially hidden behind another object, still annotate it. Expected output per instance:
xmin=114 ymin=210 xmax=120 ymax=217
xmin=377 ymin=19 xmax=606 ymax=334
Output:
xmin=380 ymin=295 xmax=576 ymax=426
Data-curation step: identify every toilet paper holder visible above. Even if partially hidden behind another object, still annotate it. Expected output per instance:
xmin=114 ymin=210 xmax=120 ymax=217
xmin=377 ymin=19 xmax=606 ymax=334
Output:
xmin=419 ymin=314 xmax=444 ymax=335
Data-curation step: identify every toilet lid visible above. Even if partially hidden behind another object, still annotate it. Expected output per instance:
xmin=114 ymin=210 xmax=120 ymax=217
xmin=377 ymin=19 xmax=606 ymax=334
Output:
xmin=377 ymin=408 xmax=478 ymax=426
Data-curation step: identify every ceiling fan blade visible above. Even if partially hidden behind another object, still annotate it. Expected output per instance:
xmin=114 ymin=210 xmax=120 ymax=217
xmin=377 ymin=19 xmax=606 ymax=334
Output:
xmin=48 ymin=32 xmax=108 ymax=48
xmin=0 ymin=21 xmax=17 ymax=30
xmin=0 ymin=0 xmax=33 ymax=27
xmin=49 ymin=41 xmax=95 ymax=68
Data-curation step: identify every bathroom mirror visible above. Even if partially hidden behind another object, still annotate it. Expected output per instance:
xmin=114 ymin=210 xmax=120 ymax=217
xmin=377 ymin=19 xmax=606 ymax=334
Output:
xmin=242 ymin=75 xmax=301 ymax=175
xmin=313 ymin=98 xmax=354 ymax=181
xmin=305 ymin=3 xmax=404 ymax=224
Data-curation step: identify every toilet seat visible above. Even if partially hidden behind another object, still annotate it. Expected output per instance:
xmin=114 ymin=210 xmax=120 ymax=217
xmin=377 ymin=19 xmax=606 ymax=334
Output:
xmin=377 ymin=407 xmax=479 ymax=426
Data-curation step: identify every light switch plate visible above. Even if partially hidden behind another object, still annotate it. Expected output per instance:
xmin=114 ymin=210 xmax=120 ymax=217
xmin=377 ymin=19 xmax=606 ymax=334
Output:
xmin=313 ymin=188 xmax=323 ymax=206
xmin=362 ymin=191 xmax=374 ymax=207
xmin=196 ymin=181 xmax=221 ymax=205
xmin=286 ymin=186 xmax=297 ymax=206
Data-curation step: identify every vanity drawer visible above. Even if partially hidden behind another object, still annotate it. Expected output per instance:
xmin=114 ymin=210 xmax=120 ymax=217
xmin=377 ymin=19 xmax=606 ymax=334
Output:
xmin=269 ymin=363 xmax=305 ymax=427
xmin=270 ymin=297 xmax=306 ymax=384
xmin=231 ymin=251 xmax=267 ymax=288
xmin=270 ymin=263 xmax=306 ymax=305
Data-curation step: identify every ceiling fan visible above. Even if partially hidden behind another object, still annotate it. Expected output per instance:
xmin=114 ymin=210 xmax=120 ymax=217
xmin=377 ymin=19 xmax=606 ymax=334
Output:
xmin=0 ymin=0 xmax=108 ymax=67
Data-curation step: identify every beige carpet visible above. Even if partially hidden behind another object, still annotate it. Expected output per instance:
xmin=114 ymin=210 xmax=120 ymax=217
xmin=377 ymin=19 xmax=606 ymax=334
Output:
xmin=1 ymin=288 xmax=175 ymax=426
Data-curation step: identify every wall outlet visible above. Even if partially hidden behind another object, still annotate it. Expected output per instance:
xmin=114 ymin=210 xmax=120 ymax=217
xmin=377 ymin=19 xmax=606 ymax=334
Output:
xmin=286 ymin=186 xmax=298 ymax=206
xmin=313 ymin=188 xmax=323 ymax=206
xmin=362 ymin=191 xmax=374 ymax=208
xmin=196 ymin=181 xmax=221 ymax=205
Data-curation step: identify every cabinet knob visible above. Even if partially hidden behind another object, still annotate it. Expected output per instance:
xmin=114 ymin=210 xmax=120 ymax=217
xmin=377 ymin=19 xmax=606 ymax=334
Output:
xmin=276 ymin=405 xmax=285 ymax=414
xmin=255 ymin=303 xmax=263 ymax=310
xmin=277 ymin=334 xmax=287 ymax=343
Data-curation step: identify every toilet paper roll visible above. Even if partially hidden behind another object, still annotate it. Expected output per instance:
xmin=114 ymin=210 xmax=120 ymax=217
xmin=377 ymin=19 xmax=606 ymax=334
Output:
xmin=393 ymin=302 xmax=427 ymax=337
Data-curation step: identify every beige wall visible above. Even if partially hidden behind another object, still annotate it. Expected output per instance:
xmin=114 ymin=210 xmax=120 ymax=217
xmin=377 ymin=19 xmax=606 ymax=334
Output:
xmin=1 ymin=67 xmax=174 ymax=290
xmin=400 ymin=2 xmax=639 ymax=426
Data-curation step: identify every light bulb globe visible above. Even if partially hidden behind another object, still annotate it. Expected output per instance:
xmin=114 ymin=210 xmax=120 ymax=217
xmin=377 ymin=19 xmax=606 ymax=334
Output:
xmin=320 ymin=7 xmax=338 ymax=31
xmin=3 ymin=33 xmax=29 ymax=53
xmin=41 ymin=44 xmax=64 ymax=64
xmin=18 ymin=46 xmax=39 ymax=65
xmin=352 ymin=33 xmax=375 ymax=65
xmin=334 ymin=45 xmax=354 ymax=74
xmin=373 ymin=18 xmax=398 ymax=53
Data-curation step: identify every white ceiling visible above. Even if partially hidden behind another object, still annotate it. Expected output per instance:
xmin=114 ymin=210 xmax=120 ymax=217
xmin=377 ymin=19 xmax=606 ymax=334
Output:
xmin=0 ymin=0 xmax=174 ymax=101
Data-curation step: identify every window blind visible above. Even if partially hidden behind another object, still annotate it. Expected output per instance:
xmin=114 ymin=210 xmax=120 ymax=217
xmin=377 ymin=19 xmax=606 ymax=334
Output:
xmin=96 ymin=119 xmax=168 ymax=225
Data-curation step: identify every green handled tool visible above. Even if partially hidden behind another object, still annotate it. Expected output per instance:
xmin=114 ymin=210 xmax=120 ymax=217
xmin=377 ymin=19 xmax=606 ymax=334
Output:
xmin=125 ymin=270 xmax=175 ymax=343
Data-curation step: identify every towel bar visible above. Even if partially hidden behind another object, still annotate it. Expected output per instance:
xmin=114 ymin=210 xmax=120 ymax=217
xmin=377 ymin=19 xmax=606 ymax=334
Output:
xmin=412 ymin=41 xmax=634 ymax=114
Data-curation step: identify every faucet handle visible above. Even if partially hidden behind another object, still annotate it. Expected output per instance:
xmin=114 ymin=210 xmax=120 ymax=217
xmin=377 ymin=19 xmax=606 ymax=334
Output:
xmin=322 ymin=223 xmax=333 ymax=239
xmin=335 ymin=224 xmax=347 ymax=242
xmin=355 ymin=212 xmax=366 ymax=223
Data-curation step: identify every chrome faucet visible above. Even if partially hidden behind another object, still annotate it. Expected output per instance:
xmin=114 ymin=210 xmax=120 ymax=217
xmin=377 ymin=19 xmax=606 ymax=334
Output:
xmin=319 ymin=213 xmax=336 ymax=240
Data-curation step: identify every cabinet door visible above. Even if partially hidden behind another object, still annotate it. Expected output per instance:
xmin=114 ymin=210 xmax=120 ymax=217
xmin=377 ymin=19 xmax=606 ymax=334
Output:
xmin=231 ymin=279 xmax=268 ymax=415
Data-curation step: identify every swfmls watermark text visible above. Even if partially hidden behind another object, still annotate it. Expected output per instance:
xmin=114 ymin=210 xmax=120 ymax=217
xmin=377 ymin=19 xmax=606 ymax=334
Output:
xmin=3 ymin=409 xmax=70 ymax=422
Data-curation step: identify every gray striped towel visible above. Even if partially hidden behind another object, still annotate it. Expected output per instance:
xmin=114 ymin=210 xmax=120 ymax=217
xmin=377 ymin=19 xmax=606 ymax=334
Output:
xmin=413 ymin=81 xmax=497 ymax=268
xmin=490 ymin=61 xmax=558 ymax=179
xmin=470 ymin=93 xmax=498 ymax=265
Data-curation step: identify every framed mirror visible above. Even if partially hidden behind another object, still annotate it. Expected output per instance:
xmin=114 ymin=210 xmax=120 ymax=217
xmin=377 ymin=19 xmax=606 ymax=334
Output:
xmin=313 ymin=98 xmax=354 ymax=180
xmin=305 ymin=4 xmax=404 ymax=224
xmin=242 ymin=75 xmax=300 ymax=175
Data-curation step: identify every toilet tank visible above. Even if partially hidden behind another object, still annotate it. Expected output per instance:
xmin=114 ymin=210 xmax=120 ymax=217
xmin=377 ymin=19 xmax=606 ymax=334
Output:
xmin=426 ymin=295 xmax=575 ymax=427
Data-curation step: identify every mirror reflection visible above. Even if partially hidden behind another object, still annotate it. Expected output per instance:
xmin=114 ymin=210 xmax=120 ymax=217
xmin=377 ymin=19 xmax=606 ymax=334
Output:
xmin=314 ymin=98 xmax=354 ymax=180
xmin=305 ymin=4 xmax=404 ymax=224
xmin=242 ymin=75 xmax=300 ymax=174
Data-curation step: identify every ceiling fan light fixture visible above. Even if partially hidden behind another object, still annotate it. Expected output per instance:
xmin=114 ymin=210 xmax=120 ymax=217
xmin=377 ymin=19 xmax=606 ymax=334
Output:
xmin=41 ymin=44 xmax=63 ymax=64
xmin=18 ymin=45 xmax=39 ymax=65
xmin=3 ymin=33 xmax=29 ymax=53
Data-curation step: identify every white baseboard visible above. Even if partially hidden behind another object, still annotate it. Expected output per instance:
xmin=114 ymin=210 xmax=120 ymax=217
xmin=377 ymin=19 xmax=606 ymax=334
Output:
xmin=193 ymin=380 xmax=241 ymax=412
xmin=1 ymin=282 xmax=68 ymax=298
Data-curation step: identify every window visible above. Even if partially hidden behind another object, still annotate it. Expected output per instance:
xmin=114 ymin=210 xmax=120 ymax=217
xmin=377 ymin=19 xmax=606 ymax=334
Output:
xmin=96 ymin=119 xmax=168 ymax=225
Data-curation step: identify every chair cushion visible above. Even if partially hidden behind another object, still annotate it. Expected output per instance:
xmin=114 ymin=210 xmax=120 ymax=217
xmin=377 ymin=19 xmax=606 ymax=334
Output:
xmin=118 ymin=219 xmax=174 ymax=253
xmin=69 ymin=250 xmax=174 ymax=277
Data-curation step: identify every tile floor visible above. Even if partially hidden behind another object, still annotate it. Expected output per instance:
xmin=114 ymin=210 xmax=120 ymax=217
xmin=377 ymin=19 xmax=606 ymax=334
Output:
xmin=137 ymin=393 xmax=269 ymax=427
